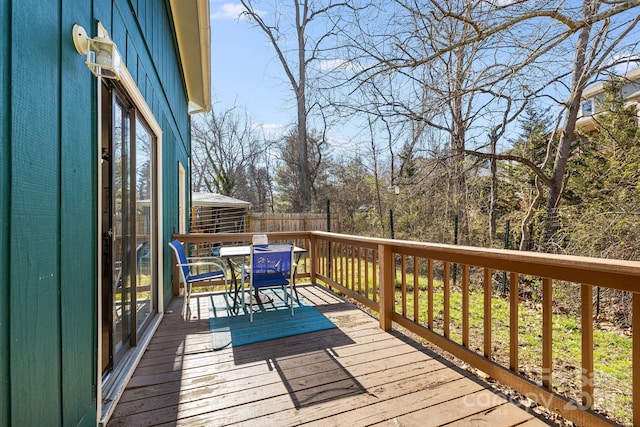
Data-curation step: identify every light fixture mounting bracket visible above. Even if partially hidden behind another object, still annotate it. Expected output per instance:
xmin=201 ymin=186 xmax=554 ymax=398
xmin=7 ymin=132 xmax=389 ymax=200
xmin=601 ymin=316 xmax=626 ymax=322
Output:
xmin=72 ymin=24 xmax=89 ymax=55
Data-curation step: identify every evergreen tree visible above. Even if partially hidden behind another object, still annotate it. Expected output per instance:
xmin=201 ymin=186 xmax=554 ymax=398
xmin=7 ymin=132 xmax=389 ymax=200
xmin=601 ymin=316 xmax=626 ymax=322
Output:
xmin=564 ymin=77 xmax=640 ymax=259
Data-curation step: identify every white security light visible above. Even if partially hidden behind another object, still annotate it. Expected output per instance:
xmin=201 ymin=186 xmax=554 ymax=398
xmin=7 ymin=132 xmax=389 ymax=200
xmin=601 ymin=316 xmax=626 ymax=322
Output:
xmin=72 ymin=24 xmax=121 ymax=80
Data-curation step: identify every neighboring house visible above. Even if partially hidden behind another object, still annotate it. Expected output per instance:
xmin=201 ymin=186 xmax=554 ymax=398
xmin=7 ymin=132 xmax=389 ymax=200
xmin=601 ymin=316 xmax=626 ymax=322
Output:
xmin=1 ymin=1 xmax=210 ymax=425
xmin=576 ymin=66 xmax=640 ymax=132
xmin=191 ymin=192 xmax=252 ymax=233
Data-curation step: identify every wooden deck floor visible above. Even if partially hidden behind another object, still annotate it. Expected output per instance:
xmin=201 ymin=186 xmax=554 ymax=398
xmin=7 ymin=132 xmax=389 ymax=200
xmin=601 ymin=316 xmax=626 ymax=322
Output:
xmin=107 ymin=285 xmax=554 ymax=427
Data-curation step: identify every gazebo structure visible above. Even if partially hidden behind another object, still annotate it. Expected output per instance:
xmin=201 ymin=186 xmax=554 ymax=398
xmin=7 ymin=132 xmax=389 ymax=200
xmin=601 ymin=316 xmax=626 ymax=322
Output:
xmin=190 ymin=192 xmax=252 ymax=233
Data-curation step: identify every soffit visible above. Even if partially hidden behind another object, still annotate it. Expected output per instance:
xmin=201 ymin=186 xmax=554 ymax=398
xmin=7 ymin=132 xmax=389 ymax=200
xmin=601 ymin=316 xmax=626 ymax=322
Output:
xmin=169 ymin=0 xmax=211 ymax=114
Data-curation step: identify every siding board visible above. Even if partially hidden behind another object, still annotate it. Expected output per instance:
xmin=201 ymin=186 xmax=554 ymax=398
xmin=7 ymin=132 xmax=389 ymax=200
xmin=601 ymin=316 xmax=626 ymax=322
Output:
xmin=93 ymin=0 xmax=113 ymax=36
xmin=162 ymin=129 xmax=177 ymax=308
xmin=111 ymin=5 xmax=127 ymax=61
xmin=127 ymin=35 xmax=138 ymax=82
xmin=10 ymin=1 xmax=62 ymax=424
xmin=0 ymin=1 xmax=10 ymax=425
xmin=60 ymin=1 xmax=98 ymax=425
xmin=137 ymin=0 xmax=146 ymax=31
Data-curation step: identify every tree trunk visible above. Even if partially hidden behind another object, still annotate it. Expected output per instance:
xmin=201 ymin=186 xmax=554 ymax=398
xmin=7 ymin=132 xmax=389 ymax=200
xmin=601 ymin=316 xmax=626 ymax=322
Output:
xmin=296 ymin=86 xmax=311 ymax=212
xmin=519 ymin=177 xmax=545 ymax=251
xmin=296 ymin=6 xmax=311 ymax=212
xmin=489 ymin=132 xmax=498 ymax=241
xmin=541 ymin=0 xmax=596 ymax=250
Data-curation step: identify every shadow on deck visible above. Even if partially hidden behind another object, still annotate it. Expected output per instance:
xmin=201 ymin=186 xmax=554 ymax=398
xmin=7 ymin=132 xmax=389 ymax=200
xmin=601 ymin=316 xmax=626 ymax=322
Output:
xmin=107 ymin=285 xmax=555 ymax=426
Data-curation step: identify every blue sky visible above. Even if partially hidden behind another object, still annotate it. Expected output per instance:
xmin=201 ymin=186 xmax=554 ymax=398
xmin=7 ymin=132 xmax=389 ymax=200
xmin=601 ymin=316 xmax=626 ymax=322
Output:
xmin=207 ymin=1 xmax=640 ymax=154
xmin=210 ymin=2 xmax=296 ymax=138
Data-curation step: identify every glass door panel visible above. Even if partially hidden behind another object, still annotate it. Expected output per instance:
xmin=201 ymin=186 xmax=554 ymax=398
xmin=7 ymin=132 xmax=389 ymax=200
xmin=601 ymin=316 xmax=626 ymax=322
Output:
xmin=135 ymin=117 xmax=154 ymax=332
xmin=113 ymin=100 xmax=132 ymax=357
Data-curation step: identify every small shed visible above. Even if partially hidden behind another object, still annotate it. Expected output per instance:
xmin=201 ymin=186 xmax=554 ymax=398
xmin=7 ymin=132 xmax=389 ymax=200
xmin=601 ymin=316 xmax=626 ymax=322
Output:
xmin=191 ymin=192 xmax=252 ymax=233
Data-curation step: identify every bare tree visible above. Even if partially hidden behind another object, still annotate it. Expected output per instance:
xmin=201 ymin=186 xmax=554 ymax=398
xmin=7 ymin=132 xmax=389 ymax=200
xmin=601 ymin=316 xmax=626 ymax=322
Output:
xmin=484 ymin=92 xmax=530 ymax=241
xmin=348 ymin=0 xmax=528 ymax=243
xmin=472 ymin=1 xmax=640 ymax=250
xmin=352 ymin=0 xmax=640 ymax=250
xmin=274 ymin=126 xmax=331 ymax=212
xmin=191 ymin=105 xmax=264 ymax=199
xmin=538 ymin=2 xmax=640 ymax=249
xmin=239 ymin=0 xmax=358 ymax=212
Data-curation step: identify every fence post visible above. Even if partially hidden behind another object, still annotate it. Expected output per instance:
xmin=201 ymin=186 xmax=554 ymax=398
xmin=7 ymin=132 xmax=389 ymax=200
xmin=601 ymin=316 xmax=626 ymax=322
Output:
xmin=379 ymin=243 xmax=394 ymax=331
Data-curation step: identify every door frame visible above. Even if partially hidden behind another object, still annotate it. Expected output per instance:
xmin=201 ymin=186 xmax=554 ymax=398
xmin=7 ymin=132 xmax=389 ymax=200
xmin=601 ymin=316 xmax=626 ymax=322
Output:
xmin=95 ymin=22 xmax=164 ymax=424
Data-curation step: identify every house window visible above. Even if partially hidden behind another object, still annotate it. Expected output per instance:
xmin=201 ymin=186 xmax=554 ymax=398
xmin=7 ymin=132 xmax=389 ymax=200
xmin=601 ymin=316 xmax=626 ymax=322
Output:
xmin=581 ymin=99 xmax=594 ymax=116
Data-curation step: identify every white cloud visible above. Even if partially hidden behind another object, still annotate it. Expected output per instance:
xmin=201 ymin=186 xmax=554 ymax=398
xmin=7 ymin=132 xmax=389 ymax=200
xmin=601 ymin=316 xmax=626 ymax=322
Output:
xmin=484 ymin=0 xmax=517 ymax=6
xmin=317 ymin=58 xmax=358 ymax=72
xmin=211 ymin=3 xmax=267 ymax=21
xmin=211 ymin=3 xmax=247 ymax=20
xmin=254 ymin=122 xmax=286 ymax=139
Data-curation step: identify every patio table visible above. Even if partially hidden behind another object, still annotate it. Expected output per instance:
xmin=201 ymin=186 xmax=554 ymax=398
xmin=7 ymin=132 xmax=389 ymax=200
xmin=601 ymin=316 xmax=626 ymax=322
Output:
xmin=219 ymin=244 xmax=306 ymax=312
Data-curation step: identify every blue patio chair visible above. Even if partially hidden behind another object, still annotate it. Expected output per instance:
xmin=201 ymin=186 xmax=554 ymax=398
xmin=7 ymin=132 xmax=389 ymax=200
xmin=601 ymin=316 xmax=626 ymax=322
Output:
xmin=169 ymin=240 xmax=227 ymax=319
xmin=246 ymin=243 xmax=296 ymax=322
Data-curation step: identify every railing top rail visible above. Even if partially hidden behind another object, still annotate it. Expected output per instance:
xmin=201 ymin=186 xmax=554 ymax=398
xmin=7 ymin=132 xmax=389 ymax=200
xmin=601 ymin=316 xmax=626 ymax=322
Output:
xmin=310 ymin=231 xmax=640 ymax=292
xmin=173 ymin=231 xmax=312 ymax=244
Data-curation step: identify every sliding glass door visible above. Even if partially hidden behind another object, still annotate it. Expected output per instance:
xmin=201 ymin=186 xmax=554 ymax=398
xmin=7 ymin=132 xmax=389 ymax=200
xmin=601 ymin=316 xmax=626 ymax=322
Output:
xmin=101 ymin=81 xmax=157 ymax=375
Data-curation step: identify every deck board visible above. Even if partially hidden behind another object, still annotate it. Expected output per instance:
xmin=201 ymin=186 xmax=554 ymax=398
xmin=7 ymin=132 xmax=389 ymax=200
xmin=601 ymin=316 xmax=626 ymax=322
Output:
xmin=107 ymin=285 xmax=553 ymax=427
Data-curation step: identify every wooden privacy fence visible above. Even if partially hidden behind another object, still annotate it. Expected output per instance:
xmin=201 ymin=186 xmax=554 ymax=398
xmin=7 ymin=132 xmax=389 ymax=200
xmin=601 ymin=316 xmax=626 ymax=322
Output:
xmin=172 ymin=231 xmax=639 ymax=426
xmin=247 ymin=212 xmax=341 ymax=233
xmin=188 ymin=211 xmax=341 ymax=234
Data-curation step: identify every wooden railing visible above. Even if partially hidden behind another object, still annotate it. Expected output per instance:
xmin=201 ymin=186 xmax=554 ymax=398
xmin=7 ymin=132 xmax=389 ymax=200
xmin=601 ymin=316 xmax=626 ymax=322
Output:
xmin=172 ymin=231 xmax=640 ymax=426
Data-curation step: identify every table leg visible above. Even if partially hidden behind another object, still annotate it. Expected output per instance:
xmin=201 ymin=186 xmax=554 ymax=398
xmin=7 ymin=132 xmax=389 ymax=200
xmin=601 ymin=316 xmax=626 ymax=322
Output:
xmin=226 ymin=258 xmax=240 ymax=312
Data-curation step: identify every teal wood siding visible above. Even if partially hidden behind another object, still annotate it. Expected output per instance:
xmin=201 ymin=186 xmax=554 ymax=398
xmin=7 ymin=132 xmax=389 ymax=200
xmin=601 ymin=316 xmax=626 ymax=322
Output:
xmin=10 ymin=1 xmax=64 ymax=425
xmin=61 ymin=1 xmax=99 ymax=425
xmin=2 ymin=0 xmax=193 ymax=424
xmin=1 ymin=1 xmax=10 ymax=425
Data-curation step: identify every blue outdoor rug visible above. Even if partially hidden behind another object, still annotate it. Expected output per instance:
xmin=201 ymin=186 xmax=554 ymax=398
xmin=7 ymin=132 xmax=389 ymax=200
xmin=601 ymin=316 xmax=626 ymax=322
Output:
xmin=209 ymin=288 xmax=336 ymax=351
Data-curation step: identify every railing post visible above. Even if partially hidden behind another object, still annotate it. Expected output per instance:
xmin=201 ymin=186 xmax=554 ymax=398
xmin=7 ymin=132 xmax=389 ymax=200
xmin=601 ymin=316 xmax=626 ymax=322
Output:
xmin=483 ymin=268 xmax=492 ymax=359
xmin=581 ymin=284 xmax=594 ymax=409
xmin=509 ymin=272 xmax=519 ymax=372
xmin=379 ymin=243 xmax=394 ymax=331
xmin=542 ymin=278 xmax=553 ymax=390
xmin=427 ymin=259 xmax=434 ymax=330
xmin=309 ymin=233 xmax=317 ymax=285
xmin=462 ymin=264 xmax=470 ymax=348
xmin=443 ymin=262 xmax=450 ymax=338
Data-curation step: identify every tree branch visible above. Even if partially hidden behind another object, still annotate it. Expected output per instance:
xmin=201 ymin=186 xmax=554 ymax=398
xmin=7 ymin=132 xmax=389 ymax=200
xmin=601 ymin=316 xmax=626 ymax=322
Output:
xmin=463 ymin=149 xmax=553 ymax=187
